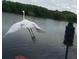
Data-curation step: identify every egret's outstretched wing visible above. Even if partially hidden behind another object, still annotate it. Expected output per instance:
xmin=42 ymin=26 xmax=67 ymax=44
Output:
xmin=33 ymin=23 xmax=45 ymax=33
xmin=3 ymin=22 xmax=21 ymax=38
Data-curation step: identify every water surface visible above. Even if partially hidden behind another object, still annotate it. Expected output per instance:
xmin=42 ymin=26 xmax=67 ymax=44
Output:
xmin=2 ymin=12 xmax=77 ymax=59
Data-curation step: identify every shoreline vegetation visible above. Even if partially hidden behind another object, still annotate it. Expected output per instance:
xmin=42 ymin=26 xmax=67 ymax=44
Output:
xmin=2 ymin=1 xmax=77 ymax=22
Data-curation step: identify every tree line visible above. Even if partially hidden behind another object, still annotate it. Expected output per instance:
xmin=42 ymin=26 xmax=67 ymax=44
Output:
xmin=2 ymin=1 xmax=77 ymax=22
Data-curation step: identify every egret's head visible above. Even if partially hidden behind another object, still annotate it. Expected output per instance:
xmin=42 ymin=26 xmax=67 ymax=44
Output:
xmin=22 ymin=10 xmax=25 ymax=13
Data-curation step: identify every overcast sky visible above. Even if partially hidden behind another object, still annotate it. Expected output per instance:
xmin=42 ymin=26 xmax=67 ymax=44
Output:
xmin=7 ymin=0 xmax=77 ymax=13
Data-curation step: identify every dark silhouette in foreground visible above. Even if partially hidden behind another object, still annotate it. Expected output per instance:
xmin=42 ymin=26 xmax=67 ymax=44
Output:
xmin=63 ymin=22 xmax=75 ymax=59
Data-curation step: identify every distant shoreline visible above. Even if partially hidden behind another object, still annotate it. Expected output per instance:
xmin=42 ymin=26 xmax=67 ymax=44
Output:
xmin=2 ymin=1 xmax=77 ymax=23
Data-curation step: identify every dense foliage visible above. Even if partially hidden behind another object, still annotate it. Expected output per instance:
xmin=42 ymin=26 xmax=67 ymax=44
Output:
xmin=2 ymin=1 xmax=77 ymax=22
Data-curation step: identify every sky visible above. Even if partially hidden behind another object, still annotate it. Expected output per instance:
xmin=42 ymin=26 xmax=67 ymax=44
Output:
xmin=7 ymin=0 xmax=77 ymax=13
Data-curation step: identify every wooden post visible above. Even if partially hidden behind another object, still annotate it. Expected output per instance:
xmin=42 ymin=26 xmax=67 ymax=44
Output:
xmin=65 ymin=45 xmax=69 ymax=59
xmin=63 ymin=22 xmax=75 ymax=59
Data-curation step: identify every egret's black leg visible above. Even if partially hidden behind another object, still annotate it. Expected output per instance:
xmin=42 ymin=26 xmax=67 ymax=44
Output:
xmin=27 ymin=28 xmax=33 ymax=38
xmin=27 ymin=28 xmax=36 ymax=43
xmin=30 ymin=28 xmax=37 ymax=43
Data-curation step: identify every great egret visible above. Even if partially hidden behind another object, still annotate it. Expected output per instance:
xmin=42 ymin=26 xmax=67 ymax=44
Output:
xmin=3 ymin=10 xmax=45 ymax=42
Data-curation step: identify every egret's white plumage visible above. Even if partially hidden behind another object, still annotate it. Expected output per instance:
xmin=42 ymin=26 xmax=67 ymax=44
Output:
xmin=3 ymin=10 xmax=45 ymax=38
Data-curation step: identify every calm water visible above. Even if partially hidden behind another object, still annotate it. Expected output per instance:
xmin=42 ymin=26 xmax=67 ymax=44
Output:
xmin=2 ymin=12 xmax=77 ymax=59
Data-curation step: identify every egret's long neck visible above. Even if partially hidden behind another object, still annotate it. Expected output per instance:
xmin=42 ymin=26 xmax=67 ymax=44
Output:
xmin=23 ymin=11 xmax=25 ymax=20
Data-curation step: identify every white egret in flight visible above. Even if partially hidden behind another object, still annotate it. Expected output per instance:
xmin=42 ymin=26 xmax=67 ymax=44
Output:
xmin=3 ymin=10 xmax=45 ymax=41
